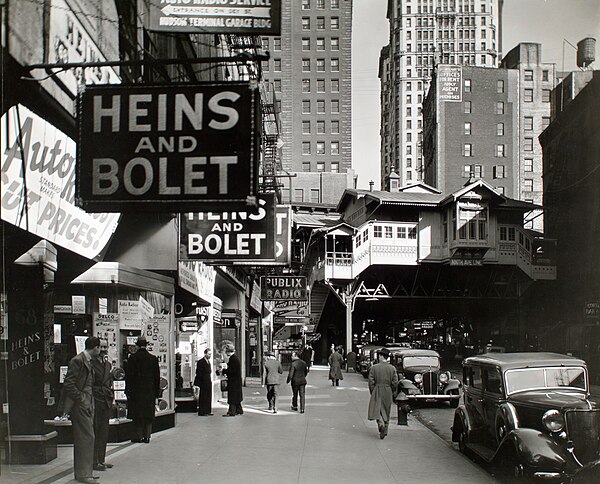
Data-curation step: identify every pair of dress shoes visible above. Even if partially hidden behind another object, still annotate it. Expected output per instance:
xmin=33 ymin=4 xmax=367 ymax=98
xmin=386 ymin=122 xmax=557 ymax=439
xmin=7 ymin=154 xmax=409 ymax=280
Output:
xmin=198 ymin=413 xmax=213 ymax=416
xmin=131 ymin=438 xmax=150 ymax=443
xmin=93 ymin=462 xmax=113 ymax=471
xmin=76 ymin=476 xmax=99 ymax=483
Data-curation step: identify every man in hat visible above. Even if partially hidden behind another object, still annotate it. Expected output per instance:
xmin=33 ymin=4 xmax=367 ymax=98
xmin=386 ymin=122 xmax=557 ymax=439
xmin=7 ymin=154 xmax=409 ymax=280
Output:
xmin=193 ymin=348 xmax=213 ymax=416
xmin=125 ymin=336 xmax=160 ymax=443
xmin=63 ymin=336 xmax=101 ymax=483
xmin=367 ymin=348 xmax=398 ymax=439
xmin=262 ymin=351 xmax=283 ymax=413
xmin=222 ymin=344 xmax=243 ymax=416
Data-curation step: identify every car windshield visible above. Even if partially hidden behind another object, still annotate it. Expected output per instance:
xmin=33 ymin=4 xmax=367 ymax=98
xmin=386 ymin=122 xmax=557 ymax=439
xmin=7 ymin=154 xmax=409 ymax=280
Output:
xmin=505 ymin=367 xmax=587 ymax=395
xmin=403 ymin=356 xmax=440 ymax=369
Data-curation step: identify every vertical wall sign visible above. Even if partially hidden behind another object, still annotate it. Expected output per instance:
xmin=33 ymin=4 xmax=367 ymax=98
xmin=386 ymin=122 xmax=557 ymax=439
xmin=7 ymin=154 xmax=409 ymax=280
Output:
xmin=437 ymin=65 xmax=463 ymax=102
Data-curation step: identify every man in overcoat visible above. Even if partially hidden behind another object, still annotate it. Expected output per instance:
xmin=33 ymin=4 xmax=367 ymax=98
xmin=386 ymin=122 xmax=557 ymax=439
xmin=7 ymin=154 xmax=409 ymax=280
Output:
xmin=222 ymin=344 xmax=243 ymax=416
xmin=367 ymin=348 xmax=398 ymax=439
xmin=194 ymin=348 xmax=213 ymax=416
xmin=125 ymin=336 xmax=160 ymax=443
xmin=63 ymin=336 xmax=101 ymax=484
xmin=287 ymin=351 xmax=309 ymax=413
xmin=328 ymin=346 xmax=344 ymax=386
xmin=263 ymin=352 xmax=283 ymax=413
xmin=92 ymin=339 xmax=114 ymax=471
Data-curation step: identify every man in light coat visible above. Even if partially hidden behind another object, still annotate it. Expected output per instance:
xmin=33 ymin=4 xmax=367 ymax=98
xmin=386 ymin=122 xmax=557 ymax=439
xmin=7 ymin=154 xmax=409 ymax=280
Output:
xmin=367 ymin=348 xmax=398 ymax=439
xmin=262 ymin=352 xmax=283 ymax=413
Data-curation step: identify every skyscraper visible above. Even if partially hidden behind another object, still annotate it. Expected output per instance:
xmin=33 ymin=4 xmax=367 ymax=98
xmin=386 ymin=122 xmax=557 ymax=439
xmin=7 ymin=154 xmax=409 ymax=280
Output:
xmin=380 ymin=0 xmax=503 ymax=191
xmin=261 ymin=0 xmax=353 ymax=204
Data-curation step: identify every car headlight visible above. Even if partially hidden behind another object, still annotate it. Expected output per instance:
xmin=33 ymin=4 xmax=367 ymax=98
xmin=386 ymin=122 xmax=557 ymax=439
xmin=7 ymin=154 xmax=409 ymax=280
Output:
xmin=542 ymin=409 xmax=565 ymax=432
xmin=439 ymin=372 xmax=449 ymax=383
xmin=414 ymin=374 xmax=423 ymax=383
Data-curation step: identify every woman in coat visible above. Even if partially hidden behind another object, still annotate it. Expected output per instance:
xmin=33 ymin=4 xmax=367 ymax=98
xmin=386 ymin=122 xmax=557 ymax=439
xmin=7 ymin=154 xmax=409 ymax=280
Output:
xmin=367 ymin=348 xmax=398 ymax=439
xmin=328 ymin=347 xmax=344 ymax=386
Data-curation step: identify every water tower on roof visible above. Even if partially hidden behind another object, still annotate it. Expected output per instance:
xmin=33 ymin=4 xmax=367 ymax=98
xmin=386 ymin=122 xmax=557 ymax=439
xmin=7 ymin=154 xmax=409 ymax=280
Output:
xmin=577 ymin=37 xmax=596 ymax=70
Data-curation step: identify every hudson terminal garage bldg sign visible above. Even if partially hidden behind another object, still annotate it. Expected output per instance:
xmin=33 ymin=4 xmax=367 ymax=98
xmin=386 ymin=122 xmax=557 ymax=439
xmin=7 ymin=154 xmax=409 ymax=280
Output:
xmin=76 ymin=82 xmax=259 ymax=212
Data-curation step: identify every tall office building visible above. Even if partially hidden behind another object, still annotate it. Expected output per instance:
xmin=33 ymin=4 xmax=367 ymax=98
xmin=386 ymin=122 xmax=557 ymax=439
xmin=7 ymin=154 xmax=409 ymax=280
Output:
xmin=379 ymin=0 xmax=503 ymax=190
xmin=261 ymin=0 xmax=353 ymax=204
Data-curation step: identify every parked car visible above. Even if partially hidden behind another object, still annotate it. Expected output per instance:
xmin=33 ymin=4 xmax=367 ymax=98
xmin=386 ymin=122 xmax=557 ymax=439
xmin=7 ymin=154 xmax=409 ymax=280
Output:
xmin=391 ymin=348 xmax=461 ymax=409
xmin=452 ymin=352 xmax=600 ymax=481
xmin=356 ymin=344 xmax=380 ymax=378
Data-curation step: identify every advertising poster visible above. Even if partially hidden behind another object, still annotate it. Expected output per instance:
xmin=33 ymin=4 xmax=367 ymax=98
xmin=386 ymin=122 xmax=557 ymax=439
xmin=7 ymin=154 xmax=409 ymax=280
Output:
xmin=1 ymin=105 xmax=120 ymax=260
xmin=144 ymin=314 xmax=171 ymax=410
xmin=118 ymin=300 xmax=143 ymax=331
xmin=437 ymin=65 xmax=463 ymax=102
xmin=93 ymin=313 xmax=119 ymax=367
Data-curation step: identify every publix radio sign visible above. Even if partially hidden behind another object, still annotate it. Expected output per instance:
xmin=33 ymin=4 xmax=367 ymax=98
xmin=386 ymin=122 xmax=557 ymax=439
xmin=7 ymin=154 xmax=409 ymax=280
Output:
xmin=260 ymin=276 xmax=307 ymax=301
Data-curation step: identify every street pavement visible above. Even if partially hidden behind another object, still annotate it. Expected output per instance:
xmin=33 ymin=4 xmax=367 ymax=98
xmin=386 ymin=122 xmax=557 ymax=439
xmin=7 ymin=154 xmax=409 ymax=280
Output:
xmin=2 ymin=366 xmax=496 ymax=484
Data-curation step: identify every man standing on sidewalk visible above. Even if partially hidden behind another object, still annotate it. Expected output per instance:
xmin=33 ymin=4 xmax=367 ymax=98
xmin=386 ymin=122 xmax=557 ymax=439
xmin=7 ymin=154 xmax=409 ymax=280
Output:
xmin=287 ymin=351 xmax=309 ymax=413
xmin=194 ymin=348 xmax=213 ymax=416
xmin=63 ymin=336 xmax=101 ymax=484
xmin=263 ymin=352 xmax=283 ymax=413
xmin=222 ymin=344 xmax=243 ymax=416
xmin=125 ymin=336 xmax=160 ymax=443
xmin=367 ymin=348 xmax=398 ymax=439
xmin=92 ymin=339 xmax=114 ymax=472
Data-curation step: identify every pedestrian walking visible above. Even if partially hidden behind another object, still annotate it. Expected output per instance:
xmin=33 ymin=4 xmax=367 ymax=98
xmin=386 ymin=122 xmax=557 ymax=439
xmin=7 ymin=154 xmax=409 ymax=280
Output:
xmin=263 ymin=351 xmax=283 ymax=413
xmin=91 ymin=339 xmax=114 ymax=472
xmin=222 ymin=344 xmax=243 ymax=417
xmin=194 ymin=348 xmax=213 ymax=416
xmin=125 ymin=336 xmax=160 ymax=443
xmin=328 ymin=346 xmax=344 ymax=386
xmin=301 ymin=344 xmax=313 ymax=370
xmin=367 ymin=348 xmax=398 ymax=440
xmin=63 ymin=336 xmax=101 ymax=484
xmin=287 ymin=351 xmax=309 ymax=413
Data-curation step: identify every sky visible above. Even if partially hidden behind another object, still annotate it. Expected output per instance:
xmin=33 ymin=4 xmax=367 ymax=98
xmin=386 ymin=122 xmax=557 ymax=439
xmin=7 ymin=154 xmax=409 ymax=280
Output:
xmin=351 ymin=0 xmax=600 ymax=190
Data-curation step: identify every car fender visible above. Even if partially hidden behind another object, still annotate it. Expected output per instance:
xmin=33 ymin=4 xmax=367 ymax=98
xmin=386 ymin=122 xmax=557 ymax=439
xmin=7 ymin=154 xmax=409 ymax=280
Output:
xmin=452 ymin=405 xmax=472 ymax=442
xmin=444 ymin=379 xmax=461 ymax=394
xmin=495 ymin=402 xmax=520 ymax=434
xmin=398 ymin=378 xmax=419 ymax=393
xmin=498 ymin=428 xmax=574 ymax=473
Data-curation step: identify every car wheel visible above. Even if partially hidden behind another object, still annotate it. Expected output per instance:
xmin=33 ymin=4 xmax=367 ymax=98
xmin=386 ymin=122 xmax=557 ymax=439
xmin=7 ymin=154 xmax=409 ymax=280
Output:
xmin=449 ymin=391 xmax=460 ymax=408
xmin=457 ymin=424 xmax=468 ymax=454
xmin=496 ymin=417 xmax=509 ymax=445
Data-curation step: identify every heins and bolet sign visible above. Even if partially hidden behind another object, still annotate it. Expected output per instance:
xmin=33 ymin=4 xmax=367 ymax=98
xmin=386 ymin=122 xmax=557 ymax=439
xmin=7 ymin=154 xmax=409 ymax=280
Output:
xmin=77 ymin=83 xmax=258 ymax=212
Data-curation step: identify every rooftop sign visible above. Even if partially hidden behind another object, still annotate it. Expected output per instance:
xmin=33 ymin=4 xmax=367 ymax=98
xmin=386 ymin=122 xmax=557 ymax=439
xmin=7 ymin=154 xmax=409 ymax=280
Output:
xmin=76 ymin=82 xmax=259 ymax=212
xmin=149 ymin=0 xmax=281 ymax=36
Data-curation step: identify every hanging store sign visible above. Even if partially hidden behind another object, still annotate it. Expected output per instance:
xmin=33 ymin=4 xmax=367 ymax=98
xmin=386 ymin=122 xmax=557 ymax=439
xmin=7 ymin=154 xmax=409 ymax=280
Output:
xmin=180 ymin=193 xmax=275 ymax=262
xmin=272 ymin=300 xmax=309 ymax=318
xmin=1 ymin=105 xmax=120 ymax=260
xmin=148 ymin=0 xmax=281 ymax=36
xmin=437 ymin=65 xmax=462 ymax=102
xmin=260 ymin=276 xmax=308 ymax=301
xmin=77 ymin=82 xmax=259 ymax=212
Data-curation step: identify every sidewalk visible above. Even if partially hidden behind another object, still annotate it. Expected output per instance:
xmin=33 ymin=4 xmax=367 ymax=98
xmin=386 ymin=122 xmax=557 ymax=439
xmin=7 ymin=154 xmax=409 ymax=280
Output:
xmin=1 ymin=366 xmax=496 ymax=484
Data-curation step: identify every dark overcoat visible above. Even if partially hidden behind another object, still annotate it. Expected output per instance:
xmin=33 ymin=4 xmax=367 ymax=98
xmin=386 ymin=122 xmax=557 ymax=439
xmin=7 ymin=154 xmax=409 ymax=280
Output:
xmin=125 ymin=348 xmax=160 ymax=420
xmin=367 ymin=361 xmax=399 ymax=423
xmin=287 ymin=359 xmax=308 ymax=386
xmin=92 ymin=357 xmax=114 ymax=410
xmin=194 ymin=357 xmax=212 ymax=414
xmin=328 ymin=351 xmax=344 ymax=380
xmin=223 ymin=353 xmax=243 ymax=405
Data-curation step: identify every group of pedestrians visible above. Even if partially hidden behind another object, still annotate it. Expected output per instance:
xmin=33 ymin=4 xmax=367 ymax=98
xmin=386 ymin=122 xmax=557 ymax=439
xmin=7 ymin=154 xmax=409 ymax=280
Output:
xmin=64 ymin=335 xmax=160 ymax=483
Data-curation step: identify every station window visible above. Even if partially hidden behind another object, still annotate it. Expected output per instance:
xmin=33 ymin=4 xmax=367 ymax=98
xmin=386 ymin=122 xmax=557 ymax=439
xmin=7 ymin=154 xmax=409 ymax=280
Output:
xmin=408 ymin=226 xmax=417 ymax=239
xmin=397 ymin=226 xmax=407 ymax=239
xmin=374 ymin=226 xmax=383 ymax=238
xmin=385 ymin=226 xmax=393 ymax=238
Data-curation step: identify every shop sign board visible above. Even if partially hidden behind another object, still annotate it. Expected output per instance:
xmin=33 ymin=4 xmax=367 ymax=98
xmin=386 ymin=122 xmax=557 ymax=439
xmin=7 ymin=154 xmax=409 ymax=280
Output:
xmin=148 ymin=0 xmax=281 ymax=36
xmin=138 ymin=296 xmax=155 ymax=321
xmin=260 ymin=276 xmax=307 ymax=301
xmin=48 ymin=0 xmax=120 ymax=98
xmin=437 ymin=65 xmax=462 ymax=102
xmin=53 ymin=305 xmax=72 ymax=314
xmin=181 ymin=193 xmax=275 ymax=262
xmin=1 ymin=105 xmax=120 ymax=260
xmin=584 ymin=302 xmax=600 ymax=318
xmin=118 ymin=300 xmax=143 ymax=331
xmin=272 ymin=300 xmax=309 ymax=318
xmin=179 ymin=321 xmax=199 ymax=332
xmin=143 ymin=314 xmax=171 ymax=410
xmin=77 ymin=82 xmax=259 ymax=212
xmin=178 ymin=261 xmax=216 ymax=303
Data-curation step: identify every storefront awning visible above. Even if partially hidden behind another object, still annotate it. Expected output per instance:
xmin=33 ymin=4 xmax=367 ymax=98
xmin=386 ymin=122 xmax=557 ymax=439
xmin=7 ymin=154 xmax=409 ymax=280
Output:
xmin=71 ymin=262 xmax=174 ymax=295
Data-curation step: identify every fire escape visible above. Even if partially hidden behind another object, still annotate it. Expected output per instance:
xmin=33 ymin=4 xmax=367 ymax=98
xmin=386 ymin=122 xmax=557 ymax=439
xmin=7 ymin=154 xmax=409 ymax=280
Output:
xmin=259 ymin=82 xmax=282 ymax=201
